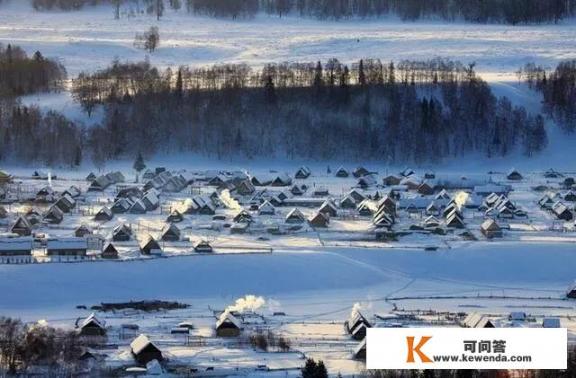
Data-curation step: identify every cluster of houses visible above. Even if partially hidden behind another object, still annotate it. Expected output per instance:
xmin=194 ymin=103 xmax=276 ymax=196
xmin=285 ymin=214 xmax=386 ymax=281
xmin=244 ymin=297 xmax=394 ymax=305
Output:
xmin=1 ymin=165 xmax=575 ymax=263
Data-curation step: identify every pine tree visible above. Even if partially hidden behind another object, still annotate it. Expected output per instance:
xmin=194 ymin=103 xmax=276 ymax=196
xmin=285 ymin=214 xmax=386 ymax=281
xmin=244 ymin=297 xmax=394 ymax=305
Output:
xmin=133 ymin=152 xmax=146 ymax=182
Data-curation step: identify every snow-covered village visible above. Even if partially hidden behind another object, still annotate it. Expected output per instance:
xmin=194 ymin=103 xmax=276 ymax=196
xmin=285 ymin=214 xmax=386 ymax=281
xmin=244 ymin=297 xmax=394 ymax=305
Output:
xmin=1 ymin=0 xmax=576 ymax=376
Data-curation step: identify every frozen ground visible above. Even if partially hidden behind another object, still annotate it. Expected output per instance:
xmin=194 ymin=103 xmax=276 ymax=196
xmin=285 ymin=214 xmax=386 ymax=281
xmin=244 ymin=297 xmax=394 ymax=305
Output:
xmin=0 ymin=243 xmax=574 ymax=318
xmin=0 ymin=0 xmax=575 ymax=79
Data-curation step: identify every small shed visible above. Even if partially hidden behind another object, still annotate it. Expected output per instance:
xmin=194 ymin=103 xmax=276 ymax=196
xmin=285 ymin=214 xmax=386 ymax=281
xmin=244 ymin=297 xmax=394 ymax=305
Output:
xmin=309 ymin=212 xmax=329 ymax=228
xmin=480 ymin=219 xmax=502 ymax=239
xmin=10 ymin=216 xmax=33 ymax=236
xmin=507 ymin=169 xmax=523 ymax=181
xmin=285 ymin=208 xmax=306 ymax=224
xmin=101 ymin=243 xmax=119 ymax=259
xmin=77 ymin=313 xmax=106 ymax=336
xmin=43 ymin=205 xmax=64 ymax=224
xmin=295 ymin=166 xmax=311 ymax=179
xmin=216 ymin=312 xmax=242 ymax=337
xmin=140 ymin=236 xmax=162 ymax=255
xmin=318 ymin=200 xmax=338 ymax=217
xmin=166 ymin=209 xmax=184 ymax=223
xmin=258 ymin=201 xmax=275 ymax=215
xmin=194 ymin=240 xmax=213 ymax=253
xmin=74 ymin=224 xmax=93 ymax=238
xmin=112 ymin=224 xmax=132 ymax=242
xmin=161 ymin=224 xmax=181 ymax=242
xmin=130 ymin=334 xmax=163 ymax=365
xmin=95 ymin=207 xmax=113 ymax=222
xmin=335 ymin=167 xmax=349 ymax=178
xmin=46 ymin=238 xmax=88 ymax=257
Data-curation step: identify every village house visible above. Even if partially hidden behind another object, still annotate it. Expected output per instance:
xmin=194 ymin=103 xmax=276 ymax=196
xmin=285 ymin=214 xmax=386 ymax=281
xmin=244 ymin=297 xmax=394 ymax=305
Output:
xmin=142 ymin=191 xmax=160 ymax=211
xmin=295 ymin=166 xmax=311 ymax=179
xmin=25 ymin=209 xmax=41 ymax=225
xmin=290 ymin=184 xmax=305 ymax=196
xmin=271 ymin=173 xmax=292 ymax=187
xmin=46 ymin=238 xmax=88 ymax=258
xmin=235 ymin=179 xmax=255 ymax=196
xmin=112 ymin=198 xmax=133 ymax=214
xmin=446 ymin=210 xmax=465 ymax=228
xmin=35 ymin=186 xmax=55 ymax=203
xmin=309 ymin=212 xmax=329 ymax=228
xmin=357 ymin=199 xmax=378 ymax=216
xmin=76 ymin=313 xmax=106 ymax=336
xmin=353 ymin=166 xmax=371 ymax=178
xmin=131 ymin=334 xmax=163 ymax=365
xmin=318 ymin=200 xmax=338 ymax=217
xmin=335 ymin=167 xmax=349 ymax=178
xmin=233 ymin=210 xmax=253 ymax=224
xmin=74 ymin=224 xmax=93 ymax=238
xmin=194 ymin=240 xmax=213 ymax=253
xmin=258 ymin=201 xmax=275 ymax=215
xmin=0 ymin=237 xmax=33 ymax=263
xmin=340 ymin=194 xmax=358 ymax=209
xmin=426 ymin=202 xmax=441 ymax=216
xmin=383 ymin=175 xmax=401 ymax=186
xmin=129 ymin=199 xmax=147 ymax=214
xmin=106 ymin=171 xmax=125 ymax=184
xmin=357 ymin=174 xmax=377 ymax=189
xmin=507 ymin=169 xmax=523 ymax=181
xmin=461 ymin=312 xmax=495 ymax=328
xmin=101 ymin=243 xmax=119 ymax=259
xmin=54 ymin=194 xmax=76 ymax=213
xmin=564 ymin=191 xmax=576 ymax=202
xmin=350 ymin=321 xmax=370 ymax=341
xmin=566 ymin=283 xmax=576 ymax=299
xmin=112 ymin=224 xmax=132 ymax=241
xmin=62 ymin=185 xmax=82 ymax=198
xmin=161 ymin=224 xmax=181 ymax=241
xmin=10 ymin=216 xmax=33 ymax=236
xmin=353 ymin=339 xmax=367 ymax=360
xmin=552 ymin=202 xmax=573 ymax=221
xmin=216 ymin=312 xmax=242 ymax=337
xmin=424 ymin=215 xmax=441 ymax=228
xmin=481 ymin=219 xmax=502 ymax=239
xmin=43 ymin=205 xmax=64 ymax=224
xmin=88 ymin=175 xmax=112 ymax=192
xmin=0 ymin=170 xmax=12 ymax=185
xmin=417 ymin=182 xmax=434 ymax=195
xmin=94 ymin=207 xmax=113 ymax=221
xmin=544 ymin=169 xmax=563 ymax=178
xmin=140 ymin=236 xmax=162 ymax=255
xmin=166 ymin=209 xmax=184 ymax=223
xmin=285 ymin=208 xmax=306 ymax=224
xmin=251 ymin=175 xmax=273 ymax=187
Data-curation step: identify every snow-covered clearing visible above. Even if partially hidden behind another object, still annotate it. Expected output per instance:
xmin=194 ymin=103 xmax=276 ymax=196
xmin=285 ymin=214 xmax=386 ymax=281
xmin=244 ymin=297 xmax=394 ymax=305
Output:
xmin=1 ymin=1 xmax=575 ymax=79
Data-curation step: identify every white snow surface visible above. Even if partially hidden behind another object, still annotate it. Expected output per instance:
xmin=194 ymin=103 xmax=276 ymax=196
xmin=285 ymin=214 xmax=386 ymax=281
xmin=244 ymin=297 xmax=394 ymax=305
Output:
xmin=0 ymin=0 xmax=575 ymax=79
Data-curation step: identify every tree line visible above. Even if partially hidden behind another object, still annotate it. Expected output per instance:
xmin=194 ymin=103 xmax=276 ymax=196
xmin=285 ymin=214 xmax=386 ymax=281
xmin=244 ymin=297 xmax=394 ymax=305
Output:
xmin=0 ymin=317 xmax=87 ymax=375
xmin=0 ymin=44 xmax=66 ymax=97
xmin=70 ymin=58 xmax=547 ymax=166
xmin=519 ymin=60 xmax=576 ymax=132
xmin=29 ymin=0 xmax=576 ymax=24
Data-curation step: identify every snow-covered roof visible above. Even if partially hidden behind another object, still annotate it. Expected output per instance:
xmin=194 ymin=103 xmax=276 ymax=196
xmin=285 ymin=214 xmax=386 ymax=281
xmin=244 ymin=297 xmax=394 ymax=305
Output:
xmin=130 ymin=334 xmax=159 ymax=355
xmin=0 ymin=237 xmax=33 ymax=252
xmin=47 ymin=238 xmax=88 ymax=250
xmin=216 ymin=311 xmax=242 ymax=330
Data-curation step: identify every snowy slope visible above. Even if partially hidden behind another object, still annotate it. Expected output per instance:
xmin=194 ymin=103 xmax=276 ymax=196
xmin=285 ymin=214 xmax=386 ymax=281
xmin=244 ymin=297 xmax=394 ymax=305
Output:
xmin=0 ymin=0 xmax=575 ymax=79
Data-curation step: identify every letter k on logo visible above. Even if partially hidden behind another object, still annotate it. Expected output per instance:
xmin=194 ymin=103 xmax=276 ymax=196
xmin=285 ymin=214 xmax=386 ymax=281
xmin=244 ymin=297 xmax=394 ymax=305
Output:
xmin=406 ymin=336 xmax=433 ymax=363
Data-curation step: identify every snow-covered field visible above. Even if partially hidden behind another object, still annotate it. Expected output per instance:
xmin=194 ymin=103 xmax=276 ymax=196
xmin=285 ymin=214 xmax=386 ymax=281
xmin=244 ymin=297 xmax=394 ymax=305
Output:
xmin=1 ymin=1 xmax=575 ymax=79
xmin=1 ymin=2 xmax=576 ymax=374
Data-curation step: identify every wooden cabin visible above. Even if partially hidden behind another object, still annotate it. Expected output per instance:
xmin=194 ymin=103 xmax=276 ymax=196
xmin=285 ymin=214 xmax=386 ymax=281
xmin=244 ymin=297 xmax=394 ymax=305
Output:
xmin=131 ymin=334 xmax=163 ymax=365
xmin=308 ymin=212 xmax=329 ymax=228
xmin=140 ymin=236 xmax=162 ymax=255
xmin=101 ymin=243 xmax=119 ymax=259
xmin=0 ymin=237 xmax=33 ymax=263
xmin=161 ymin=224 xmax=181 ymax=242
xmin=77 ymin=313 xmax=106 ymax=336
xmin=480 ymin=219 xmax=502 ymax=239
xmin=10 ymin=216 xmax=33 ymax=236
xmin=216 ymin=312 xmax=242 ymax=337
xmin=46 ymin=238 xmax=88 ymax=257
xmin=95 ymin=207 xmax=113 ymax=221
